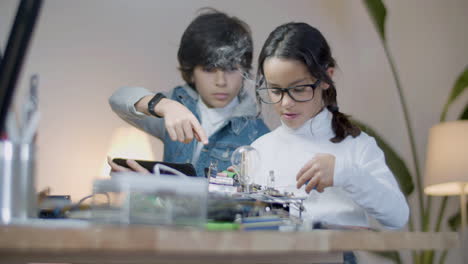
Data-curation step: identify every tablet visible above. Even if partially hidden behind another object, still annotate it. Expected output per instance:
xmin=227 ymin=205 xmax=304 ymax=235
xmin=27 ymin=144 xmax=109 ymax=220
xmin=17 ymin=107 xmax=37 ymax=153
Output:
xmin=112 ymin=158 xmax=197 ymax=177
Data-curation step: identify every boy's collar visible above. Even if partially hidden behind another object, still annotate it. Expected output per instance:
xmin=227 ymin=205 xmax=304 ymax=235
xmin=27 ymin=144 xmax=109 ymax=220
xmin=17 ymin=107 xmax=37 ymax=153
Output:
xmin=180 ymin=84 xmax=199 ymax=100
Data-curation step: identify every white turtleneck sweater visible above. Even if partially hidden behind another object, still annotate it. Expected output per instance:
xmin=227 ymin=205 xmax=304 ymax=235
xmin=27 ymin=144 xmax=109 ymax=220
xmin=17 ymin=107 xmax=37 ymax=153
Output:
xmin=251 ymin=109 xmax=409 ymax=229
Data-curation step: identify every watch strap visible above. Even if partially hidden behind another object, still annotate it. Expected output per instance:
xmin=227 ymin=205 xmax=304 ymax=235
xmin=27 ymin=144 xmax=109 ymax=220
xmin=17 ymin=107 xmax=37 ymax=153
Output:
xmin=148 ymin=93 xmax=167 ymax=118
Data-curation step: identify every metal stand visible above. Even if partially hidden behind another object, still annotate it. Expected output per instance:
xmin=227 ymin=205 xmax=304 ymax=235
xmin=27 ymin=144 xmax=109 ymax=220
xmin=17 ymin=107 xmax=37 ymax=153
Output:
xmin=460 ymin=183 xmax=467 ymax=233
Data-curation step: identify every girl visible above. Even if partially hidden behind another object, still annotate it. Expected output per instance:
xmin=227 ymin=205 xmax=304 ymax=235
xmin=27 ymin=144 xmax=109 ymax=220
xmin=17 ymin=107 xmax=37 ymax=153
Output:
xmin=108 ymin=10 xmax=270 ymax=176
xmin=252 ymin=22 xmax=409 ymax=230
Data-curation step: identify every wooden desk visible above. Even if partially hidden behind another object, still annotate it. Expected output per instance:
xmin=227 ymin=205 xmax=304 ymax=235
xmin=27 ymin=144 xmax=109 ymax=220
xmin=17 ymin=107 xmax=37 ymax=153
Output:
xmin=0 ymin=224 xmax=460 ymax=264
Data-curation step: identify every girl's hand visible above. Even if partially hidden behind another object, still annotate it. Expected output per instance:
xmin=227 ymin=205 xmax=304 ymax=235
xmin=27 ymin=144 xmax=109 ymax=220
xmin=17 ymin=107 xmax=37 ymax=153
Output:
xmin=107 ymin=156 xmax=150 ymax=173
xmin=296 ymin=153 xmax=335 ymax=193
xmin=155 ymin=98 xmax=209 ymax=144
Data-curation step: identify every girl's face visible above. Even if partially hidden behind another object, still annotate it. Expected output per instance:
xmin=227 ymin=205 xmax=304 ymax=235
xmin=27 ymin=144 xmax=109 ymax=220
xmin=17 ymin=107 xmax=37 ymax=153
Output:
xmin=263 ymin=57 xmax=330 ymax=129
xmin=192 ymin=65 xmax=243 ymax=108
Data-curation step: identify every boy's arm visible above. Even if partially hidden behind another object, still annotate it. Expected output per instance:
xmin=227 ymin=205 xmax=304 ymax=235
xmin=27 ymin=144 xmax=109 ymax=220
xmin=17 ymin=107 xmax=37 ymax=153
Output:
xmin=109 ymin=86 xmax=166 ymax=139
xmin=109 ymin=86 xmax=208 ymax=144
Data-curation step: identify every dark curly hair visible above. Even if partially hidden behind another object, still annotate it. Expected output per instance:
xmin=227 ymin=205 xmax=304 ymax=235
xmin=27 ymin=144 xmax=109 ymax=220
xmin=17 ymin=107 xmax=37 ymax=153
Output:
xmin=178 ymin=8 xmax=253 ymax=89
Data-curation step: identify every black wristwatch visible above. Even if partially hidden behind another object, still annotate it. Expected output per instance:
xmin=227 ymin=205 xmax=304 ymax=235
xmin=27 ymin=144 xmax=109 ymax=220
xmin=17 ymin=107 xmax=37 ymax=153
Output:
xmin=148 ymin=93 xmax=167 ymax=118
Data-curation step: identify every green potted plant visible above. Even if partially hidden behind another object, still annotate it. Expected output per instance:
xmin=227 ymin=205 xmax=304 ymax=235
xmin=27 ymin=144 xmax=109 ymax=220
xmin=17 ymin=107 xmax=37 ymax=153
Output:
xmin=360 ymin=0 xmax=468 ymax=263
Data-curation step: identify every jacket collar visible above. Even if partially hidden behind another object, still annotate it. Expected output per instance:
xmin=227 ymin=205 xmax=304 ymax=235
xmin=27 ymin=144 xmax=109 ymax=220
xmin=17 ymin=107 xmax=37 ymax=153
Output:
xmin=173 ymin=85 xmax=258 ymax=136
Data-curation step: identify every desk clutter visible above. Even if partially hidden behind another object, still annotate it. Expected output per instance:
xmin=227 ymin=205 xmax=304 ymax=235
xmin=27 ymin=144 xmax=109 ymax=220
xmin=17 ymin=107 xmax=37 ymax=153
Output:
xmin=75 ymin=147 xmax=312 ymax=230
xmin=87 ymin=164 xmax=310 ymax=230
xmin=71 ymin=178 xmax=310 ymax=231
xmin=33 ymin=146 xmax=373 ymax=232
xmin=36 ymin=159 xmax=312 ymax=231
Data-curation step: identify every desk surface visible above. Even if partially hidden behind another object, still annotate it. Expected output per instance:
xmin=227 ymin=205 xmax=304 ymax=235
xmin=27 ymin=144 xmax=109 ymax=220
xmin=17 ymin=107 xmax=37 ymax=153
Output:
xmin=0 ymin=223 xmax=460 ymax=264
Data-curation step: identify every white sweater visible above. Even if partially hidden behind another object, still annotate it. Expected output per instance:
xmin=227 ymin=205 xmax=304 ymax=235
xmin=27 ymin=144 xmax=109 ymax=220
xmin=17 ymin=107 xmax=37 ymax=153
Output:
xmin=251 ymin=109 xmax=409 ymax=229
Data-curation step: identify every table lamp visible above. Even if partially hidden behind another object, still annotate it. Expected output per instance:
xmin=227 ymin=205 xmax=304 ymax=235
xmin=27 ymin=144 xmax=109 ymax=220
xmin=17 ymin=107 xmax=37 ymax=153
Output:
xmin=100 ymin=126 xmax=155 ymax=176
xmin=424 ymin=120 xmax=468 ymax=232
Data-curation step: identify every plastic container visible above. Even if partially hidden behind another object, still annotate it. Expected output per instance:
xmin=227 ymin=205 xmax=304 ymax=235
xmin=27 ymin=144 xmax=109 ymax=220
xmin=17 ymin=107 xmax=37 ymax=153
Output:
xmin=91 ymin=169 xmax=208 ymax=228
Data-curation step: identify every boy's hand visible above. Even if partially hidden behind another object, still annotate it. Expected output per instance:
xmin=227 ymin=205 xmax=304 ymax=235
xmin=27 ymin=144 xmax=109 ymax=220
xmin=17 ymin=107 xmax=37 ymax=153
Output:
xmin=296 ymin=154 xmax=335 ymax=193
xmin=155 ymin=98 xmax=209 ymax=144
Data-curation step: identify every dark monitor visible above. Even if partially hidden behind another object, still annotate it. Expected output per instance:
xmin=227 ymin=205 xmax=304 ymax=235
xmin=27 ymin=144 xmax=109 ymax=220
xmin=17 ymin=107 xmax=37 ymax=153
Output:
xmin=0 ymin=0 xmax=42 ymax=134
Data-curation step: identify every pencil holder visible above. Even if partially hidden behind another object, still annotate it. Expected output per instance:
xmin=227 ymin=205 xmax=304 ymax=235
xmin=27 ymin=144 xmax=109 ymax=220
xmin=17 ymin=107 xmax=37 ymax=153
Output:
xmin=0 ymin=141 xmax=37 ymax=224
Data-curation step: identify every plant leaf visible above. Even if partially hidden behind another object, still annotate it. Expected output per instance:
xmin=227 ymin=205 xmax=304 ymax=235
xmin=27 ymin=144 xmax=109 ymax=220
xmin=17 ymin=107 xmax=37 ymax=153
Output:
xmin=440 ymin=66 xmax=468 ymax=121
xmin=363 ymin=0 xmax=387 ymax=41
xmin=352 ymin=120 xmax=414 ymax=196
xmin=371 ymin=251 xmax=402 ymax=264
xmin=459 ymin=103 xmax=468 ymax=120
xmin=448 ymin=201 xmax=468 ymax=231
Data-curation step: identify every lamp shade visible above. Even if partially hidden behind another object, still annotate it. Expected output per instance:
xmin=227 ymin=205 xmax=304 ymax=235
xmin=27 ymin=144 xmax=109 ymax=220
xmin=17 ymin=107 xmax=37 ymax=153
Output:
xmin=424 ymin=121 xmax=468 ymax=196
xmin=100 ymin=126 xmax=155 ymax=176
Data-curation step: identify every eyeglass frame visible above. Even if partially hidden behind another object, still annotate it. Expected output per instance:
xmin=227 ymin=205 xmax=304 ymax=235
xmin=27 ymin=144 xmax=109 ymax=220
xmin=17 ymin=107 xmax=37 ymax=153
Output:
xmin=256 ymin=79 xmax=321 ymax=104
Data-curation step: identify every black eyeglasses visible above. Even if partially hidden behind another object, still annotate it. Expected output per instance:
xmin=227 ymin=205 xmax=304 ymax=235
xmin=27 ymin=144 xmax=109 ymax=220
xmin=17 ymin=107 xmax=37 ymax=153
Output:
xmin=256 ymin=79 xmax=321 ymax=104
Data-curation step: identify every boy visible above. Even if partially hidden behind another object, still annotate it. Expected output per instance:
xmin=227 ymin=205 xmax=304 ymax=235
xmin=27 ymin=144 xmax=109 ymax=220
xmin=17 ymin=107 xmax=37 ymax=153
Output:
xmin=108 ymin=9 xmax=269 ymax=176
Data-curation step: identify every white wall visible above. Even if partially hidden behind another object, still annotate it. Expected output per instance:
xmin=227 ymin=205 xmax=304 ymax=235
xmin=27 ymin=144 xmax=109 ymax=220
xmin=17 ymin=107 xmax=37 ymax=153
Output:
xmin=1 ymin=0 xmax=467 ymax=263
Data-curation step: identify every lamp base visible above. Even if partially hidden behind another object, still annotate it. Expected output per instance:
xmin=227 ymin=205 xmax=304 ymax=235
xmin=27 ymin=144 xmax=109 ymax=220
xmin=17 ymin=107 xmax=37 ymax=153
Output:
xmin=460 ymin=183 xmax=467 ymax=233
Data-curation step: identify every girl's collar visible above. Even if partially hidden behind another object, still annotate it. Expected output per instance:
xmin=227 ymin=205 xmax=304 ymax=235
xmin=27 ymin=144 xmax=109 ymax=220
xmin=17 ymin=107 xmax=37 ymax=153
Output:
xmin=280 ymin=108 xmax=332 ymax=136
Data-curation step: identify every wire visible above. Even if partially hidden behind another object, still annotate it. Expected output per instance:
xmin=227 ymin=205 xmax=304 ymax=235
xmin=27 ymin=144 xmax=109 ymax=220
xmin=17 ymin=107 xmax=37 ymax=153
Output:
xmin=153 ymin=163 xmax=189 ymax=178
xmin=76 ymin=192 xmax=110 ymax=207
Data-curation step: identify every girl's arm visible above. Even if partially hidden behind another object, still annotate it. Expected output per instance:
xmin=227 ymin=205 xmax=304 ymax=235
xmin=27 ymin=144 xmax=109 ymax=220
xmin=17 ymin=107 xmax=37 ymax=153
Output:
xmin=334 ymin=137 xmax=409 ymax=229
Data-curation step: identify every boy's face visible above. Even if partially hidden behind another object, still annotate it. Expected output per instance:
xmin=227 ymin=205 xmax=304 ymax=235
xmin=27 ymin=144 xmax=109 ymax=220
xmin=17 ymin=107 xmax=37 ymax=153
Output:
xmin=192 ymin=65 xmax=243 ymax=108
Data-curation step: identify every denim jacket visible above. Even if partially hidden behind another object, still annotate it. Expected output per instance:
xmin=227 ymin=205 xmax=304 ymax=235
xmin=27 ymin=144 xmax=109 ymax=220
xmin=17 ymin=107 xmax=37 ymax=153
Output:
xmin=109 ymin=85 xmax=270 ymax=177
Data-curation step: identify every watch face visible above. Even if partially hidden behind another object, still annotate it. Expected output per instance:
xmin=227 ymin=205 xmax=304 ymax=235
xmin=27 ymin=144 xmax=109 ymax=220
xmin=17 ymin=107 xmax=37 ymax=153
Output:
xmin=148 ymin=93 xmax=166 ymax=118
